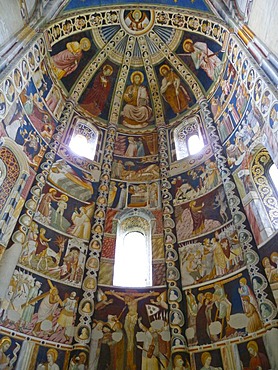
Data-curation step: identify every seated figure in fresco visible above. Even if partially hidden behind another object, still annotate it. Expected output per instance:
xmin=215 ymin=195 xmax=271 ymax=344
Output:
xmin=160 ymin=64 xmax=190 ymax=115
xmin=80 ymin=64 xmax=113 ymax=116
xmin=51 ymin=38 xmax=91 ymax=80
xmin=121 ymin=71 xmax=153 ymax=128
xmin=183 ymin=38 xmax=222 ymax=82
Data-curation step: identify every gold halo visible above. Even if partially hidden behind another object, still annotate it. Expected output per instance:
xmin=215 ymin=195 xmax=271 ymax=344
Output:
xmin=201 ymin=352 xmax=211 ymax=365
xmin=130 ymin=71 xmax=144 ymax=84
xmin=159 ymin=64 xmax=170 ymax=75
xmin=0 ymin=337 xmax=11 ymax=347
xmin=47 ymin=349 xmax=58 ymax=362
xmin=80 ymin=37 xmax=91 ymax=51
xmin=247 ymin=340 xmax=258 ymax=352
xmin=103 ymin=64 xmax=113 ymax=74
xmin=79 ymin=352 xmax=87 ymax=359
xmin=183 ymin=38 xmax=194 ymax=52
xmin=132 ymin=9 xmax=142 ymax=19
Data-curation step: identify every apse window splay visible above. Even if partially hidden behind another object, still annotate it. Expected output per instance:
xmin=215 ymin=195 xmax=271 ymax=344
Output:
xmin=187 ymin=134 xmax=204 ymax=155
xmin=113 ymin=231 xmax=151 ymax=287
xmin=69 ymin=133 xmax=96 ymax=160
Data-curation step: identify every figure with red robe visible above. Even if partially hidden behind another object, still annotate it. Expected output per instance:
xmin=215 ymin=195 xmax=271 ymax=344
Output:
xmin=80 ymin=64 xmax=114 ymax=116
xmin=244 ymin=340 xmax=270 ymax=370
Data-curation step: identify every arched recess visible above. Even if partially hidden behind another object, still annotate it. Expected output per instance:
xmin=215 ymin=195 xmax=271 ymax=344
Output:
xmin=113 ymin=208 xmax=156 ymax=287
xmin=0 ymin=138 xmax=30 ymax=301
xmin=0 ymin=137 xmax=30 ymax=247
xmin=233 ymin=142 xmax=277 ymax=244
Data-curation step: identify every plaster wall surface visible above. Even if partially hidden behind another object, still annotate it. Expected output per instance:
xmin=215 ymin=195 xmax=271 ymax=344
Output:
xmin=248 ymin=0 xmax=278 ymax=57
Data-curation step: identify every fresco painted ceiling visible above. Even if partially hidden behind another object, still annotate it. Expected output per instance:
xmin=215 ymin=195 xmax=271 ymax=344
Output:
xmin=63 ymin=0 xmax=211 ymax=13
xmin=46 ymin=4 xmax=228 ymax=133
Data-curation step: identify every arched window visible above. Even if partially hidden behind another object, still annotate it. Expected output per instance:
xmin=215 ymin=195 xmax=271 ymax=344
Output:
xmin=113 ymin=231 xmax=150 ymax=287
xmin=69 ymin=120 xmax=98 ymax=161
xmin=113 ymin=209 xmax=155 ymax=287
xmin=174 ymin=116 xmax=204 ymax=160
xmin=187 ymin=134 xmax=204 ymax=155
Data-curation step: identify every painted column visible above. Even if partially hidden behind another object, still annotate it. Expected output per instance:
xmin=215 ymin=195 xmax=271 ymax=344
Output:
xmin=157 ymin=124 xmax=189 ymax=363
xmin=82 ymin=123 xmax=117 ymax=367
